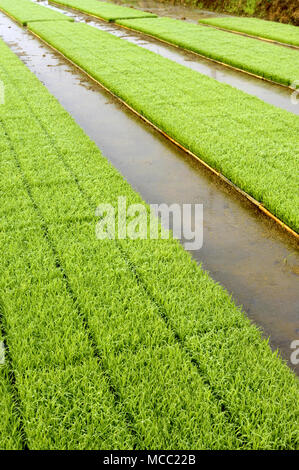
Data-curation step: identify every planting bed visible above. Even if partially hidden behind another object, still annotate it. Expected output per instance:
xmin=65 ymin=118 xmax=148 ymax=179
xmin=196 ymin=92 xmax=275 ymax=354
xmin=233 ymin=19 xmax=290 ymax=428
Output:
xmin=27 ymin=20 xmax=299 ymax=233
xmin=0 ymin=0 xmax=73 ymax=25
xmin=117 ymin=16 xmax=299 ymax=87
xmin=198 ymin=16 xmax=299 ymax=47
xmin=0 ymin=35 xmax=299 ymax=449
xmin=50 ymin=0 xmax=157 ymax=20
xmin=0 ymin=38 xmax=234 ymax=449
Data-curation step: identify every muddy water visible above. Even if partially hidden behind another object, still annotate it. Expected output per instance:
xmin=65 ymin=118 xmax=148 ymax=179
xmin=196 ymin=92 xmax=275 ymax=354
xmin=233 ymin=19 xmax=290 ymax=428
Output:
xmin=0 ymin=13 xmax=298 ymax=373
xmin=39 ymin=1 xmax=299 ymax=115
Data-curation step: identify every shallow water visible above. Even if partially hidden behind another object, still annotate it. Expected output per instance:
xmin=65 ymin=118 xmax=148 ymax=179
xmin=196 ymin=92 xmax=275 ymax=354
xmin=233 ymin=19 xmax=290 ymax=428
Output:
xmin=0 ymin=12 xmax=298 ymax=374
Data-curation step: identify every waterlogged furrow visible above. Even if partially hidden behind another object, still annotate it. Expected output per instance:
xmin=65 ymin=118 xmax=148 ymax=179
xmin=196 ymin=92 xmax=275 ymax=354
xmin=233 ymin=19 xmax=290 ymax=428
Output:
xmin=0 ymin=40 xmax=238 ymax=449
xmin=116 ymin=17 xmax=299 ymax=86
xmin=50 ymin=0 xmax=157 ymax=20
xmin=27 ymin=21 xmax=299 ymax=233
xmin=0 ymin=0 xmax=73 ymax=25
xmin=198 ymin=16 xmax=299 ymax=47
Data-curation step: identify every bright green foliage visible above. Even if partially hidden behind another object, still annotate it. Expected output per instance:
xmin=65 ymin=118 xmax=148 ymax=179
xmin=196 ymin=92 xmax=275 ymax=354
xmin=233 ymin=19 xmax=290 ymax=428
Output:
xmin=118 ymin=238 xmax=299 ymax=449
xmin=0 ymin=355 xmax=23 ymax=449
xmin=199 ymin=16 xmax=299 ymax=47
xmin=28 ymin=20 xmax=299 ymax=233
xmin=117 ymin=17 xmax=299 ymax=86
xmin=0 ymin=38 xmax=237 ymax=450
xmin=0 ymin=157 xmax=134 ymax=446
xmin=0 ymin=0 xmax=73 ymax=25
xmin=50 ymin=0 xmax=157 ymax=21
xmin=1 ymin=38 xmax=299 ymax=449
xmin=38 ymin=0 xmax=298 ymax=85
xmin=0 ymin=42 xmax=134 ymax=450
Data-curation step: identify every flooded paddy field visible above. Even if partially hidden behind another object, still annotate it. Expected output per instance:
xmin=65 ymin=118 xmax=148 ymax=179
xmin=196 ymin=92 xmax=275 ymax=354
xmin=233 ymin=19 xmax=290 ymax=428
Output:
xmin=1 ymin=9 xmax=298 ymax=374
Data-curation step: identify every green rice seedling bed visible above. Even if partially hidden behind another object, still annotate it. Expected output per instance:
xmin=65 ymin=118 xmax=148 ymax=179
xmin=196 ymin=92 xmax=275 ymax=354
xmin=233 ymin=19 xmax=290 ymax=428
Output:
xmin=0 ymin=340 xmax=23 ymax=450
xmin=0 ymin=130 xmax=134 ymax=449
xmin=198 ymin=16 xmax=299 ymax=47
xmin=43 ymin=0 xmax=298 ymax=86
xmin=0 ymin=39 xmax=239 ymax=450
xmin=1 ymin=38 xmax=298 ymax=449
xmin=0 ymin=38 xmax=240 ymax=450
xmin=50 ymin=0 xmax=157 ymax=21
xmin=0 ymin=0 xmax=73 ymax=25
xmin=116 ymin=17 xmax=299 ymax=87
xmin=28 ymin=20 xmax=299 ymax=234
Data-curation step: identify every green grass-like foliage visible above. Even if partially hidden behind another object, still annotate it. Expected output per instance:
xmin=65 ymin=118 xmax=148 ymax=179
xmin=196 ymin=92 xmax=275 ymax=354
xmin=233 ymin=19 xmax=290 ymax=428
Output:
xmin=199 ymin=16 xmax=299 ymax=47
xmin=0 ymin=0 xmax=73 ymax=25
xmin=0 ymin=36 xmax=299 ymax=449
xmin=117 ymin=17 xmax=299 ymax=86
xmin=50 ymin=0 xmax=157 ymax=21
xmin=0 ymin=356 xmax=23 ymax=449
xmin=28 ymin=20 xmax=299 ymax=233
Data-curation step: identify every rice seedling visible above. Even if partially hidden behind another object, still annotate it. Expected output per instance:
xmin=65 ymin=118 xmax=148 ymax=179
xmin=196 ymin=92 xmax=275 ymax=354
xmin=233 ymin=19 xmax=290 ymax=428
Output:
xmin=28 ymin=20 xmax=299 ymax=233
xmin=0 ymin=37 xmax=298 ymax=449
xmin=49 ymin=0 xmax=157 ymax=21
xmin=198 ymin=16 xmax=299 ymax=47
xmin=0 ymin=139 xmax=135 ymax=450
xmin=0 ymin=338 xmax=23 ymax=450
xmin=0 ymin=0 xmax=73 ymax=25
xmin=117 ymin=16 xmax=299 ymax=86
xmin=0 ymin=39 xmax=237 ymax=450
xmin=41 ymin=0 xmax=299 ymax=86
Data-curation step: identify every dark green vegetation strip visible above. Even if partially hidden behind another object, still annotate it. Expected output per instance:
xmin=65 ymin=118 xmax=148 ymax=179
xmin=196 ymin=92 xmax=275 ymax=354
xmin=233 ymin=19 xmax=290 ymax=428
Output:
xmin=199 ymin=16 xmax=299 ymax=47
xmin=117 ymin=17 xmax=299 ymax=86
xmin=50 ymin=0 xmax=157 ymax=20
xmin=0 ymin=0 xmax=73 ymax=25
xmin=1 ymin=37 xmax=298 ymax=448
xmin=28 ymin=20 xmax=299 ymax=233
